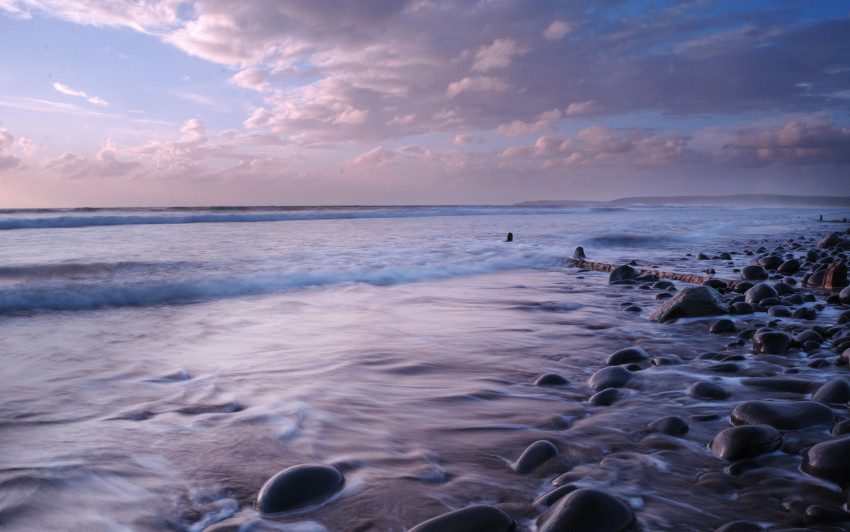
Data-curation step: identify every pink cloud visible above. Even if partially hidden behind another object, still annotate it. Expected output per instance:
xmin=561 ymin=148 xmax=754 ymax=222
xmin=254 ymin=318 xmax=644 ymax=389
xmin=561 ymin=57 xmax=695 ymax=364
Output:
xmin=472 ymin=38 xmax=530 ymax=72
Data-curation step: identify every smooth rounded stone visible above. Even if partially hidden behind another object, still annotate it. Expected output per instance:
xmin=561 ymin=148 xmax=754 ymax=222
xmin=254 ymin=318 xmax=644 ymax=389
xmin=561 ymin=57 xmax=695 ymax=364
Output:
xmin=409 ymin=505 xmax=515 ymax=532
xmin=778 ymin=258 xmax=802 ymax=274
xmin=792 ymin=307 xmax=817 ymax=320
xmin=514 ymin=440 xmax=559 ymax=474
xmin=752 ymin=328 xmax=792 ymax=354
xmin=796 ymin=330 xmax=823 ymax=344
xmin=652 ymin=280 xmax=675 ymax=290
xmin=590 ymin=388 xmax=623 ymax=406
xmin=731 ymin=400 xmax=835 ymax=430
xmin=813 ymin=378 xmax=850 ymax=404
xmin=606 ymin=347 xmax=650 ymax=366
xmin=654 ymin=292 xmax=673 ymax=300
xmin=758 ymin=297 xmax=780 ymax=308
xmin=741 ymin=265 xmax=769 ymax=280
xmin=819 ymin=232 xmax=843 ymax=249
xmin=703 ymin=279 xmax=727 ymax=290
xmin=714 ymin=521 xmax=766 ymax=532
xmin=744 ymin=282 xmax=779 ymax=304
xmin=697 ymin=252 xmax=710 ymax=260
xmin=838 ymin=310 xmax=850 ymax=325
xmin=649 ymin=286 xmax=729 ymax=323
xmin=741 ymin=377 xmax=821 ymax=394
xmin=772 ymin=281 xmax=793 ymax=295
xmin=535 ymin=373 xmax=569 ymax=386
xmin=710 ymin=319 xmax=736 ymax=334
xmin=734 ymin=281 xmax=755 ymax=293
xmin=588 ymin=366 xmax=632 ymax=392
xmin=534 ymin=484 xmax=579 ymax=507
xmin=256 ymin=464 xmax=344 ymax=514
xmin=624 ymin=305 xmax=641 ymax=312
xmin=767 ymin=305 xmax=792 ymax=317
xmin=709 ymin=424 xmax=782 ymax=461
xmin=688 ymin=381 xmax=730 ymax=400
xmin=840 ymin=286 xmax=850 ymax=305
xmin=832 ymin=420 xmax=850 ymax=436
xmin=731 ymin=302 xmax=755 ymax=314
xmin=759 ymin=255 xmax=784 ymax=270
xmin=719 ymin=252 xmax=733 ymax=260
xmin=801 ymin=434 xmax=850 ymax=484
xmin=537 ymin=488 xmax=634 ymax=532
xmin=649 ymin=416 xmax=689 ymax=436
xmin=609 ymin=264 xmax=640 ymax=283
xmin=782 ymin=293 xmax=805 ymax=306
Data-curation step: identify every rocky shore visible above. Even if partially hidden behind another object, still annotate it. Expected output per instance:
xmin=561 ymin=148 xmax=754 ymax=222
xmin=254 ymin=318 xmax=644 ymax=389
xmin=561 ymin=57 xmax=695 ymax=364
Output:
xmin=222 ymin=225 xmax=850 ymax=532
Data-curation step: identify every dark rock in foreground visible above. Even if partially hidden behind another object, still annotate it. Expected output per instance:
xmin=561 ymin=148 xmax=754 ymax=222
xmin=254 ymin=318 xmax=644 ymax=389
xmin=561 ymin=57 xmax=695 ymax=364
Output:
xmin=607 ymin=347 xmax=650 ymax=366
xmin=535 ymin=373 xmax=569 ymax=386
xmin=802 ymin=434 xmax=850 ymax=485
xmin=688 ymin=381 xmax=730 ymax=400
xmin=649 ymin=286 xmax=728 ymax=323
xmin=649 ymin=416 xmax=689 ymax=436
xmin=537 ymin=488 xmax=634 ymax=532
xmin=409 ymin=505 xmax=515 ymax=532
xmin=256 ymin=464 xmax=344 ymax=514
xmin=588 ymin=366 xmax=633 ymax=391
xmin=609 ymin=265 xmax=640 ymax=283
xmin=515 ymin=440 xmax=559 ymax=474
xmin=731 ymin=400 xmax=835 ymax=430
xmin=710 ymin=425 xmax=782 ymax=461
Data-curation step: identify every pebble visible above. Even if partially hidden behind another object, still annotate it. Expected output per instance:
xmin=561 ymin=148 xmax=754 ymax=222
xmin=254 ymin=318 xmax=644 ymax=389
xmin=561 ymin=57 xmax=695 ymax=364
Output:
xmin=534 ymin=373 xmax=569 ymax=386
xmin=709 ymin=425 xmax=782 ymax=461
xmin=537 ymin=488 xmax=634 ymax=532
xmin=589 ymin=388 xmax=623 ymax=406
xmin=255 ymin=464 xmax=344 ymax=514
xmin=801 ymin=434 xmax=850 ymax=484
xmin=752 ymin=328 xmax=792 ymax=354
xmin=514 ymin=440 xmax=559 ymax=474
xmin=606 ymin=347 xmax=650 ymax=366
xmin=688 ymin=381 xmax=730 ymax=400
xmin=649 ymin=416 xmax=689 ymax=436
xmin=731 ymin=400 xmax=835 ymax=430
xmin=588 ymin=366 xmax=633 ymax=391
xmin=409 ymin=505 xmax=515 ymax=532
xmin=710 ymin=319 xmax=736 ymax=333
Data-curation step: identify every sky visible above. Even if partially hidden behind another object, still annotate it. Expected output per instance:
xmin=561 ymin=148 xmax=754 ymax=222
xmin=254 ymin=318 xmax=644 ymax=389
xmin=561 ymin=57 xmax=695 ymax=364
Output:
xmin=0 ymin=0 xmax=848 ymax=207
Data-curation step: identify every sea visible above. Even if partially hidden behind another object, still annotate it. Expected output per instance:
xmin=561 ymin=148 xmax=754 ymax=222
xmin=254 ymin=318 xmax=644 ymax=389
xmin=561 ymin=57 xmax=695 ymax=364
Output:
xmin=0 ymin=204 xmax=847 ymax=531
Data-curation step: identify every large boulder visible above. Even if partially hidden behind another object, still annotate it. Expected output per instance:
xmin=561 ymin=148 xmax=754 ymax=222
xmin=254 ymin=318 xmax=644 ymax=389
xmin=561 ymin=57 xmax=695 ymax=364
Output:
xmin=256 ymin=464 xmax=344 ymax=514
xmin=731 ymin=400 xmax=835 ymax=430
xmin=649 ymin=286 xmax=728 ymax=323
xmin=802 ymin=434 xmax=850 ymax=485
xmin=410 ymin=505 xmax=515 ymax=532
xmin=744 ymin=283 xmax=779 ymax=305
xmin=710 ymin=425 xmax=782 ymax=461
xmin=537 ymin=488 xmax=634 ymax=532
xmin=823 ymin=260 xmax=848 ymax=289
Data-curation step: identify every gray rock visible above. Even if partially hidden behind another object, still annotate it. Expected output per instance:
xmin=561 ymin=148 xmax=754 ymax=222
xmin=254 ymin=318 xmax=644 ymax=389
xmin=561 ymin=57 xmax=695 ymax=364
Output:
xmin=589 ymin=388 xmax=623 ymax=406
xmin=752 ymin=328 xmax=792 ymax=354
xmin=744 ymin=282 xmax=779 ymax=304
xmin=813 ymin=378 xmax=850 ymax=405
xmin=534 ymin=373 xmax=569 ymax=386
xmin=649 ymin=416 xmax=689 ymax=436
xmin=741 ymin=265 xmax=769 ymax=280
xmin=840 ymin=285 xmax=850 ymax=305
xmin=256 ymin=464 xmax=344 ymax=514
xmin=802 ymin=434 xmax=850 ymax=484
xmin=515 ymin=440 xmax=559 ymax=474
xmin=731 ymin=400 xmax=835 ymax=430
xmin=710 ymin=425 xmax=782 ymax=461
xmin=409 ymin=505 xmax=515 ymax=532
xmin=606 ymin=347 xmax=650 ymax=366
xmin=649 ymin=286 xmax=728 ymax=323
xmin=588 ymin=366 xmax=633 ymax=391
xmin=609 ymin=265 xmax=640 ymax=283
xmin=710 ymin=319 xmax=736 ymax=333
xmin=537 ymin=488 xmax=634 ymax=532
xmin=688 ymin=381 xmax=730 ymax=400
xmin=777 ymin=258 xmax=801 ymax=274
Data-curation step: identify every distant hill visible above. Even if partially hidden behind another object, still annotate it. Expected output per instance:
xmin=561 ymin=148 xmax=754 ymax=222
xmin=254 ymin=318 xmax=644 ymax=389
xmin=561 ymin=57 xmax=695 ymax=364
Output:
xmin=516 ymin=195 xmax=850 ymax=208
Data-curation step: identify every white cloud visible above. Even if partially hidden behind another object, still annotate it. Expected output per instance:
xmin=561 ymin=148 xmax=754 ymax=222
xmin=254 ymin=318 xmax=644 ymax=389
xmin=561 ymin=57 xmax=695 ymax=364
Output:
xmin=230 ymin=68 xmax=272 ymax=91
xmin=543 ymin=20 xmax=572 ymax=42
xmin=472 ymin=38 xmax=530 ymax=72
xmin=495 ymin=108 xmax=562 ymax=137
xmin=0 ymin=128 xmax=23 ymax=170
xmin=446 ymin=76 xmax=510 ymax=98
xmin=565 ymin=100 xmax=600 ymax=115
xmin=52 ymin=81 xmax=109 ymax=106
xmin=42 ymin=139 xmax=140 ymax=179
xmin=345 ymin=146 xmax=395 ymax=170
xmin=448 ymin=134 xmax=474 ymax=146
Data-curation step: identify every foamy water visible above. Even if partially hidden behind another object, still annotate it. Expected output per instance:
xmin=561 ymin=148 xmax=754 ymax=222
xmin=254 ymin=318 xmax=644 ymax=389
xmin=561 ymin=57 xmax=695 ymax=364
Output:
xmin=0 ymin=205 xmax=845 ymax=531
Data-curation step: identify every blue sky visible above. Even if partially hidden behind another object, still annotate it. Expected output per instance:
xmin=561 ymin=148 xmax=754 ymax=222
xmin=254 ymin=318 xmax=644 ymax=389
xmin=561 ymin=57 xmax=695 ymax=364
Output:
xmin=0 ymin=0 xmax=848 ymax=207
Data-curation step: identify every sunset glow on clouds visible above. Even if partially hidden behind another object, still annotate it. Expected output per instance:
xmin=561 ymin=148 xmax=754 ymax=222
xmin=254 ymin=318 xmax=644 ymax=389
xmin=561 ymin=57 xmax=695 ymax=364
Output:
xmin=0 ymin=1 xmax=848 ymax=207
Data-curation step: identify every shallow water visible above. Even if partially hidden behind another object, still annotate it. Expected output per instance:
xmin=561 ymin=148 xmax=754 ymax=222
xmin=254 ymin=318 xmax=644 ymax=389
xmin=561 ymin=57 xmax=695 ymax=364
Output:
xmin=1 ymin=205 xmax=848 ymax=531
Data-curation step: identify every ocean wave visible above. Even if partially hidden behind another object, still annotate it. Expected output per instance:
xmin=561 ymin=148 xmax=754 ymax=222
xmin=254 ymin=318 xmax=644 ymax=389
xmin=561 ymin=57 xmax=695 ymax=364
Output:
xmin=585 ymin=233 xmax=683 ymax=248
xmin=0 ymin=205 xmax=587 ymax=230
xmin=0 ymin=261 xmax=193 ymax=280
xmin=0 ymin=252 xmax=563 ymax=313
